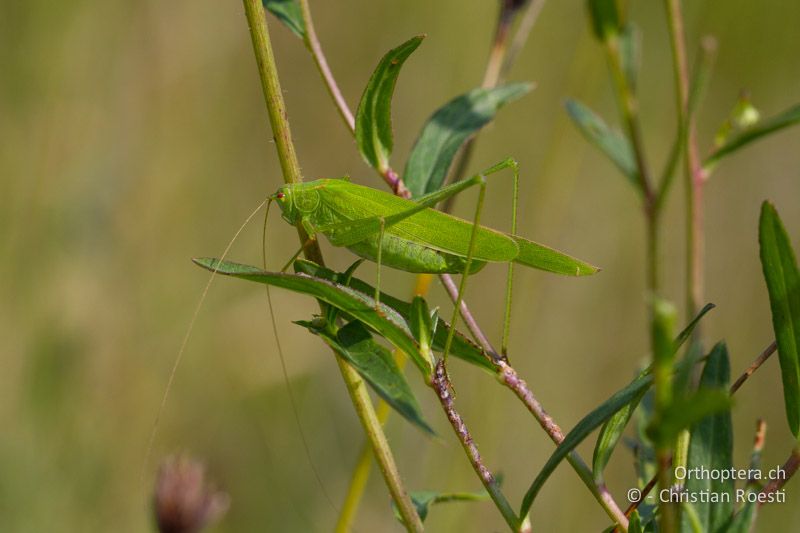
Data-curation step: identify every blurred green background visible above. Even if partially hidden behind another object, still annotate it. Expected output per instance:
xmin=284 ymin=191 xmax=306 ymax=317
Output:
xmin=2 ymin=0 xmax=799 ymax=531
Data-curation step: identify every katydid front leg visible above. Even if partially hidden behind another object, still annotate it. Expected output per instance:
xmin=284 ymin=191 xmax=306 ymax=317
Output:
xmin=375 ymin=216 xmax=386 ymax=309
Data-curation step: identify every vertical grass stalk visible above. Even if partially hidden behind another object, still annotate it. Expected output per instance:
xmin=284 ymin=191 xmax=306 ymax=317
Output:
xmin=240 ymin=1 xmax=422 ymax=530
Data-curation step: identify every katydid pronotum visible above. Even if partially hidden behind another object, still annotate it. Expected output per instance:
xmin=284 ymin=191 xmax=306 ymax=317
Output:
xmin=268 ymin=157 xmax=598 ymax=360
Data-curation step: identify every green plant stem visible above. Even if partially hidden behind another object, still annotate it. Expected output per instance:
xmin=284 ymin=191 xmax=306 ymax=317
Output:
xmin=604 ymin=25 xmax=665 ymax=533
xmin=442 ymin=0 xmax=541 ymax=214
xmin=335 ymin=440 xmax=373 ymax=533
xmin=655 ymin=37 xmax=716 ymax=213
xmin=605 ymin=37 xmax=655 ymax=212
xmin=335 ymin=351 xmax=407 ymax=533
xmin=334 ymin=356 xmax=425 ymax=532
xmin=647 ymin=212 xmax=660 ymax=296
xmin=243 ymin=0 xmax=303 ymax=188
xmin=664 ymin=0 xmax=704 ymax=321
xmin=603 ymin=28 xmax=661 ymax=316
xmin=663 ymin=4 xmax=707 ymax=524
xmin=241 ymin=2 xmax=422 ymax=530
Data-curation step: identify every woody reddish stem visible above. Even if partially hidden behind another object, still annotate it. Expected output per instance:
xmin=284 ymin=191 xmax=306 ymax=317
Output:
xmin=384 ymin=167 xmax=412 ymax=199
xmin=431 ymin=360 xmax=520 ymax=530
xmin=729 ymin=341 xmax=777 ymax=394
xmin=759 ymin=449 xmax=800 ymax=503
xmin=497 ymin=361 xmax=629 ymax=528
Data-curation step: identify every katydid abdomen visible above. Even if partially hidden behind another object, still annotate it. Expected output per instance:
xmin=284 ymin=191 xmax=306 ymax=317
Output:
xmin=346 ymin=231 xmax=487 ymax=274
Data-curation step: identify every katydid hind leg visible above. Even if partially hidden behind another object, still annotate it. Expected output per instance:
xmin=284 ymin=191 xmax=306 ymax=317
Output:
xmin=501 ymin=159 xmax=519 ymax=358
xmin=415 ymin=157 xmax=518 ymax=209
xmin=442 ymin=175 xmax=489 ymax=363
xmin=383 ymin=157 xmax=519 ymax=229
xmin=437 ymin=157 xmax=519 ymax=358
xmin=322 ymin=158 xmax=520 ymax=248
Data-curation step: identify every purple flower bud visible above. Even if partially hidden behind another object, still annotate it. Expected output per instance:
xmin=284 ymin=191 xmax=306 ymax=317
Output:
xmin=154 ymin=456 xmax=230 ymax=533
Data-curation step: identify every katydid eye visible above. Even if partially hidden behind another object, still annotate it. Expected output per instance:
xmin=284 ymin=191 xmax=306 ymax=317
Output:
xmin=276 ymin=192 xmax=285 ymax=199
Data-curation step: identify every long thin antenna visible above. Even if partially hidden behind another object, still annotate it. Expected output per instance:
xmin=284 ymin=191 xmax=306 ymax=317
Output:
xmin=142 ymin=199 xmax=268 ymax=486
xmin=261 ymin=202 xmax=341 ymax=516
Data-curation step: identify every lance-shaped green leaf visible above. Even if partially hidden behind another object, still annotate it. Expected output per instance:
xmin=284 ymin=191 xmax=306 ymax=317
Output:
xmin=675 ymin=303 xmax=716 ymax=348
xmin=593 ymin=385 xmax=646 ymax=482
xmin=587 ymin=0 xmax=621 ymax=41
xmin=706 ymin=104 xmax=800 ymax=170
xmin=680 ymin=342 xmax=734 ymax=533
xmin=403 ymin=83 xmax=532 ymax=197
xmin=519 ymin=305 xmax=715 ymax=516
xmin=392 ymin=489 xmax=490 ymax=523
xmin=673 ymin=303 xmax=716 ymax=395
xmin=356 ymin=35 xmax=424 ymax=173
xmin=293 ymin=259 xmax=494 ymax=371
xmin=193 ymin=258 xmax=433 ymax=376
xmin=263 ymin=0 xmax=305 ymax=38
xmin=298 ymin=320 xmax=434 ymax=435
xmin=565 ymin=99 xmax=639 ymax=190
xmin=759 ymin=201 xmax=800 ymax=438
xmin=646 ymin=389 xmax=732 ymax=448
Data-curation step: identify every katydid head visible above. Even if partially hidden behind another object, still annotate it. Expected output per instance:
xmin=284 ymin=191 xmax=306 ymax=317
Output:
xmin=271 ymin=186 xmax=299 ymax=225
xmin=272 ymin=184 xmax=321 ymax=225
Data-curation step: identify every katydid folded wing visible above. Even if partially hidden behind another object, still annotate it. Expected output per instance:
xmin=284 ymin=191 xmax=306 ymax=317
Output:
xmin=315 ymin=179 xmax=599 ymax=275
